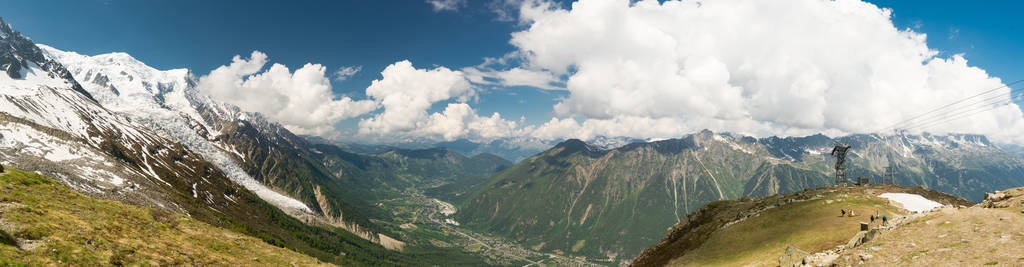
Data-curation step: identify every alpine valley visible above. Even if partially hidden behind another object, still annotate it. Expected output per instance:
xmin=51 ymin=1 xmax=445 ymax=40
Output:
xmin=1 ymin=15 xmax=1024 ymax=267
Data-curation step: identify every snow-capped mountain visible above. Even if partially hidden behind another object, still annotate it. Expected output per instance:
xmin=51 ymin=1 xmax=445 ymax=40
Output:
xmin=0 ymin=17 xmax=419 ymax=259
xmin=0 ymin=17 xmax=202 ymax=210
xmin=37 ymin=44 xmax=315 ymax=218
xmin=36 ymin=38 xmax=406 ymax=248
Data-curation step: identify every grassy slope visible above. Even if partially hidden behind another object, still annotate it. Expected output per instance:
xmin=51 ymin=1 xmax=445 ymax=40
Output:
xmin=0 ymin=168 xmax=326 ymax=266
xmin=631 ymin=185 xmax=971 ymax=267
xmin=673 ymin=190 xmax=901 ymax=266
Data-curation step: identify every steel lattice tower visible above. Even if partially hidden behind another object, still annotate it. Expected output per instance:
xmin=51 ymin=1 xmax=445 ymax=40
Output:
xmin=831 ymin=143 xmax=851 ymax=185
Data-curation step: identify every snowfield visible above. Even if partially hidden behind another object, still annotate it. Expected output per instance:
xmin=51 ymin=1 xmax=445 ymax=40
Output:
xmin=0 ymin=61 xmax=69 ymax=95
xmin=879 ymin=193 xmax=943 ymax=213
xmin=0 ymin=122 xmax=127 ymax=189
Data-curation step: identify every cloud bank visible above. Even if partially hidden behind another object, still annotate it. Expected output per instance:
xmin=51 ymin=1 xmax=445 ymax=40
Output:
xmin=197 ymin=51 xmax=377 ymax=136
xmin=197 ymin=53 xmax=520 ymax=142
xmin=509 ymin=0 xmax=1024 ymax=143
xmin=197 ymin=0 xmax=1024 ymax=146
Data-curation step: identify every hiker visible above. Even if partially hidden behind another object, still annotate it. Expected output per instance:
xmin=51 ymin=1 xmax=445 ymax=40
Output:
xmin=870 ymin=215 xmax=875 ymax=224
xmin=841 ymin=209 xmax=846 ymax=217
xmin=882 ymin=215 xmax=888 ymax=226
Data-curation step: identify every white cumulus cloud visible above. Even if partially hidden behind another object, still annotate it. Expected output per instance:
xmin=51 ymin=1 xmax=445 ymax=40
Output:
xmin=419 ymin=103 xmax=521 ymax=141
xmin=197 ymin=51 xmax=378 ymax=136
xmin=356 ymin=61 xmax=522 ymax=142
xmin=359 ymin=60 xmax=486 ymax=139
xmin=506 ymin=0 xmax=1024 ymax=143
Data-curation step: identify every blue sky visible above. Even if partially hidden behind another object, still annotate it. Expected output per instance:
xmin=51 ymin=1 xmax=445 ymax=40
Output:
xmin=0 ymin=0 xmax=566 ymax=126
xmin=872 ymin=0 xmax=1023 ymax=85
xmin=3 ymin=0 xmax=1023 ymax=143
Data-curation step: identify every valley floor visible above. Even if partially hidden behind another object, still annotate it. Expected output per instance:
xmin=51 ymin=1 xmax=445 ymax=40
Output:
xmin=378 ymin=188 xmax=605 ymax=266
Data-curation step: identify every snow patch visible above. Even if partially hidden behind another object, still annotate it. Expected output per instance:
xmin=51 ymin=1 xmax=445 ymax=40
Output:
xmin=879 ymin=193 xmax=942 ymax=213
xmin=712 ymin=134 xmax=754 ymax=154
xmin=0 ymin=122 xmax=126 ymax=187
xmin=0 ymin=61 xmax=69 ymax=95
xmin=43 ymin=146 xmax=81 ymax=161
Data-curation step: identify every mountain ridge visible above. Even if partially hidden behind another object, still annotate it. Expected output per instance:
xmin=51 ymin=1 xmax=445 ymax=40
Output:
xmin=457 ymin=129 xmax=1024 ymax=263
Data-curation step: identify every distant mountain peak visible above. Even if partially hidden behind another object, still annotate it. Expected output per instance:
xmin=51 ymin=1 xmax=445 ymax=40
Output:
xmin=0 ymin=17 xmax=94 ymax=101
xmin=553 ymin=138 xmax=591 ymax=153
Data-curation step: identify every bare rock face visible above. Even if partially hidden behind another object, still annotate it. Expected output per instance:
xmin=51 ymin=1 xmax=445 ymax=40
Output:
xmin=981 ymin=188 xmax=1024 ymax=209
xmin=986 ymin=192 xmax=1007 ymax=202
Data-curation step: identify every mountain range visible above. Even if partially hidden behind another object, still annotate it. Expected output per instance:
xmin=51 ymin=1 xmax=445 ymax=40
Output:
xmin=455 ymin=130 xmax=1024 ymax=263
xmin=2 ymin=15 xmax=1024 ymax=266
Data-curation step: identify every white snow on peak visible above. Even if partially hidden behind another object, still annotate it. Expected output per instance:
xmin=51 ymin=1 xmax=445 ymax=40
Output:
xmin=38 ymin=44 xmax=314 ymax=216
xmin=38 ymin=44 xmax=193 ymax=113
xmin=0 ymin=61 xmax=70 ymax=95
xmin=0 ymin=68 xmax=154 ymax=145
xmin=712 ymin=134 xmax=754 ymax=155
xmin=879 ymin=193 xmax=942 ymax=213
xmin=804 ymin=146 xmax=832 ymax=155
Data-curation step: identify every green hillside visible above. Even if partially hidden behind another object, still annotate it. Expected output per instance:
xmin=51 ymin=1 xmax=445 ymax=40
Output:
xmin=458 ymin=137 xmax=759 ymax=261
xmin=0 ymin=168 xmax=326 ymax=266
